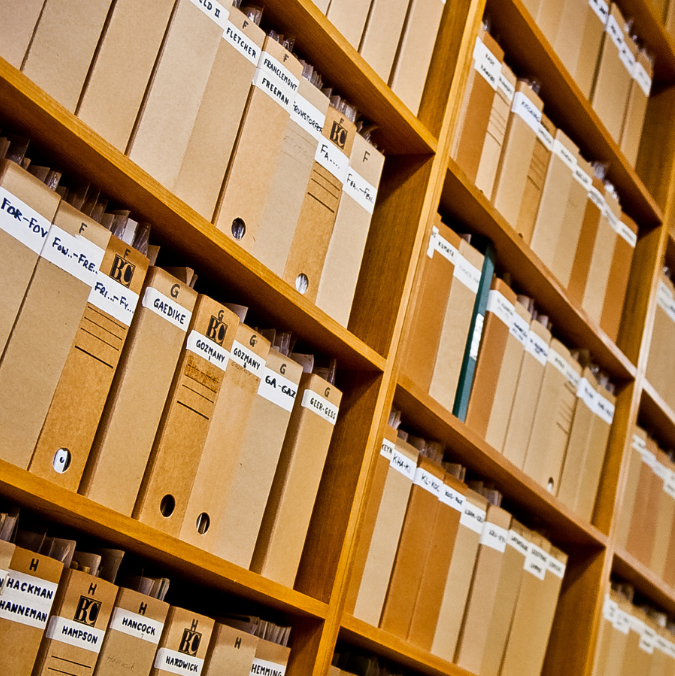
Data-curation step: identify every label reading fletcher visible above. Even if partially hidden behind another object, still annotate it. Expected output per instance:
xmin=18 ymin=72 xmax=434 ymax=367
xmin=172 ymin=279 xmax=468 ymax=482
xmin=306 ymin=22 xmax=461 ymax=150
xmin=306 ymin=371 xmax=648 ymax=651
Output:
xmin=41 ymin=225 xmax=104 ymax=288
xmin=142 ymin=287 xmax=192 ymax=332
xmin=343 ymin=168 xmax=378 ymax=214
xmin=0 ymin=186 xmax=52 ymax=254
xmin=258 ymin=368 xmax=297 ymax=412
xmin=480 ymin=522 xmax=508 ymax=552
xmin=230 ymin=340 xmax=265 ymax=379
xmin=0 ymin=570 xmax=58 ymax=629
xmin=108 ymin=606 xmax=163 ymax=644
xmin=301 ymin=389 xmax=339 ymax=425
xmin=45 ymin=616 xmax=106 ymax=653
xmin=250 ymin=658 xmax=286 ymax=676
xmin=427 ymin=226 xmax=458 ymax=264
xmin=154 ymin=647 xmax=204 ymax=676
xmin=186 ymin=330 xmax=230 ymax=371
xmin=252 ymin=52 xmax=299 ymax=114
xmin=88 ymin=272 xmax=139 ymax=326
xmin=223 ymin=21 xmax=259 ymax=65
xmin=460 ymin=503 xmax=486 ymax=534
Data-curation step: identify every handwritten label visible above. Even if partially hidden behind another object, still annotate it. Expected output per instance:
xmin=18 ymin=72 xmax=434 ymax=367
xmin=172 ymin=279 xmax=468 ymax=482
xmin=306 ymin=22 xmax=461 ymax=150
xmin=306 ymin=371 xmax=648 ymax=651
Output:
xmin=512 ymin=91 xmax=542 ymax=134
xmin=315 ymin=139 xmax=349 ymax=184
xmin=301 ymin=389 xmax=339 ymax=425
xmin=0 ymin=186 xmax=51 ymax=254
xmin=231 ymin=340 xmax=265 ymax=379
xmin=88 ymin=272 xmax=139 ymax=326
xmin=142 ymin=287 xmax=191 ymax=332
xmin=526 ymin=330 xmax=549 ymax=366
xmin=343 ymin=168 xmax=377 ymax=214
xmin=460 ymin=503 xmax=486 ymax=534
xmin=454 ymin=254 xmax=481 ymax=293
xmin=252 ymin=52 xmax=299 ymax=114
xmin=473 ymin=37 xmax=500 ymax=89
xmin=480 ymin=522 xmax=508 ymax=552
xmin=188 ymin=0 xmax=229 ymax=30
xmin=427 ymin=225 xmax=458 ymax=264
xmin=186 ymin=330 xmax=230 ymax=371
xmin=45 ymin=616 xmax=106 ymax=653
xmin=291 ymin=93 xmax=325 ymax=142
xmin=0 ymin=570 xmax=58 ymax=629
xmin=413 ymin=467 xmax=443 ymax=497
xmin=258 ymin=368 xmax=297 ymax=412
xmin=41 ymin=225 xmax=104 ymax=287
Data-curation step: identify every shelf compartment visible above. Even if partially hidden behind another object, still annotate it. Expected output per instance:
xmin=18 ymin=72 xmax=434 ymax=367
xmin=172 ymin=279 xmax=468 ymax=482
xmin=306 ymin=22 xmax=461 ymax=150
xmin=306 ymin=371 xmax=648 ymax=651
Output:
xmin=0 ymin=459 xmax=328 ymax=620
xmin=0 ymin=57 xmax=385 ymax=374
xmin=485 ymin=0 xmax=663 ymax=228
xmin=395 ymin=374 xmax=609 ymax=548
xmin=441 ymin=159 xmax=637 ymax=384
xmin=640 ymin=379 xmax=675 ymax=450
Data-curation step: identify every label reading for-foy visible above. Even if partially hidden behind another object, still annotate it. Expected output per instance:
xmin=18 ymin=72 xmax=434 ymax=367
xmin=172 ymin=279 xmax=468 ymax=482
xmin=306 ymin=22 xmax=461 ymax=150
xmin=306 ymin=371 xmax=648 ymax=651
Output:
xmin=41 ymin=225 xmax=104 ymax=288
xmin=223 ymin=21 xmax=259 ymax=65
xmin=0 ymin=569 xmax=58 ymax=629
xmin=188 ymin=0 xmax=229 ymax=30
xmin=460 ymin=503 xmax=486 ymax=534
xmin=315 ymin=137 xmax=349 ymax=184
xmin=45 ymin=616 xmax=106 ymax=653
xmin=512 ymin=91 xmax=542 ymax=134
xmin=301 ymin=389 xmax=339 ymax=425
xmin=380 ymin=438 xmax=395 ymax=461
xmin=258 ymin=368 xmax=297 ymax=413
xmin=88 ymin=271 xmax=139 ymax=327
xmin=250 ymin=658 xmax=286 ymax=676
xmin=154 ymin=647 xmax=204 ymax=676
xmin=109 ymin=607 xmax=163 ymax=644
xmin=526 ymin=330 xmax=549 ymax=366
xmin=291 ymin=94 xmax=326 ymax=143
xmin=343 ymin=168 xmax=378 ymax=215
xmin=441 ymin=484 xmax=465 ymax=513
xmin=480 ymin=522 xmax=507 ymax=552
xmin=524 ymin=543 xmax=548 ymax=580
xmin=427 ymin=225 xmax=458 ymax=264
xmin=186 ymin=331 xmax=230 ymax=371
xmin=231 ymin=340 xmax=265 ymax=379
xmin=473 ymin=37 xmax=500 ymax=90
xmin=142 ymin=287 xmax=192 ymax=332
xmin=487 ymin=290 xmax=515 ymax=328
xmin=0 ymin=186 xmax=51 ymax=254
xmin=589 ymin=0 xmax=609 ymax=23
xmin=252 ymin=52 xmax=299 ymax=114
xmin=390 ymin=448 xmax=416 ymax=481
xmin=413 ymin=467 xmax=442 ymax=497
xmin=469 ymin=313 xmax=484 ymax=361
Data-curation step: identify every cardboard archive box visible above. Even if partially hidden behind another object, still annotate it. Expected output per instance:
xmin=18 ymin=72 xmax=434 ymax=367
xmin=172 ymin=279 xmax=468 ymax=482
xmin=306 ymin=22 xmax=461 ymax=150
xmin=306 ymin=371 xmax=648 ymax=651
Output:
xmin=600 ymin=596 xmax=632 ymax=676
xmin=591 ymin=592 xmax=621 ymax=676
xmin=620 ymin=50 xmax=653 ymax=167
xmin=0 ymin=0 xmax=46 ymax=69
xmin=251 ymin=372 xmax=342 ymax=587
xmin=21 ymin=0 xmax=113 ymax=112
xmin=326 ymin=0 xmax=371 ymax=47
xmin=646 ymin=274 xmax=675 ymax=410
xmin=574 ymin=0 xmax=610 ymax=99
xmin=315 ymin=132 xmax=385 ymax=326
xmin=133 ymin=297 xmax=243 ymax=536
xmin=33 ymin=569 xmax=118 ymax=676
xmin=202 ymin=622 xmax=258 ymax=676
xmin=551 ymin=0 xmax=595 ymax=85
xmin=651 ymin=456 xmax=675 ymax=579
xmin=619 ymin=607 xmax=655 ymax=676
xmin=0 ymin=201 xmax=110 ymax=470
xmin=533 ymin=0 xmax=566 ymax=44
xmin=76 ymin=0 xmax=175 ymax=151
xmin=251 ymin=637 xmax=291 ymax=676
xmin=0 ymin=547 xmax=63 ymax=676
xmin=81 ymin=267 xmax=198 ymax=515
xmin=616 ymin=427 xmax=648 ymax=549
xmin=93 ymin=587 xmax=170 ymax=676
xmin=29 ymin=235 xmax=149 ymax=491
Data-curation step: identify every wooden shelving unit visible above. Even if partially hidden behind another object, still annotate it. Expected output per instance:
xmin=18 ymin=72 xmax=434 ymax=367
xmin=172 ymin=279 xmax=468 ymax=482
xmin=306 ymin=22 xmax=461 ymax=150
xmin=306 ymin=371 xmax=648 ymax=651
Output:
xmin=5 ymin=0 xmax=675 ymax=675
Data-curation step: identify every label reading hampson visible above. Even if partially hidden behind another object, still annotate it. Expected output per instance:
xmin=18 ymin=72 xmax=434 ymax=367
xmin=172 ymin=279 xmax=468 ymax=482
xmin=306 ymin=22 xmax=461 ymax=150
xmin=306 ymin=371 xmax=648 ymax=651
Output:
xmin=186 ymin=330 xmax=230 ymax=371
xmin=41 ymin=225 xmax=104 ymax=288
xmin=0 ymin=570 xmax=58 ymax=629
xmin=427 ymin=225 xmax=458 ymax=263
xmin=154 ymin=647 xmax=204 ymax=676
xmin=142 ymin=287 xmax=192 ymax=332
xmin=45 ymin=616 xmax=106 ymax=653
xmin=88 ymin=272 xmax=139 ymax=326
xmin=250 ymin=657 xmax=286 ymax=676
xmin=231 ymin=340 xmax=265 ymax=379
xmin=0 ymin=186 xmax=51 ymax=254
xmin=109 ymin=607 xmax=164 ymax=644
xmin=301 ymin=389 xmax=339 ymax=425
xmin=258 ymin=368 xmax=297 ymax=412
xmin=223 ymin=21 xmax=259 ymax=65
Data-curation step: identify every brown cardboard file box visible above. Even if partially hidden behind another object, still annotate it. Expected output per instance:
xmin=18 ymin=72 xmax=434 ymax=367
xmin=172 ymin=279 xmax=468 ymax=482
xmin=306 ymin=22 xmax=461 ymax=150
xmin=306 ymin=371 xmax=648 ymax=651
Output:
xmin=534 ymin=0 xmax=566 ymax=44
xmin=574 ymin=0 xmax=609 ymax=99
xmin=616 ymin=427 xmax=648 ymax=550
xmin=651 ymin=456 xmax=675 ymax=579
xmin=646 ymin=275 xmax=675 ymax=411
xmin=326 ymin=0 xmax=371 ymax=48
xmin=81 ymin=267 xmax=197 ymax=515
xmin=620 ymin=50 xmax=652 ymax=167
xmin=203 ymin=622 xmax=258 ymax=676
xmin=0 ymin=0 xmax=46 ymax=68
xmin=552 ymin=0 xmax=594 ymax=85
xmin=251 ymin=637 xmax=291 ymax=676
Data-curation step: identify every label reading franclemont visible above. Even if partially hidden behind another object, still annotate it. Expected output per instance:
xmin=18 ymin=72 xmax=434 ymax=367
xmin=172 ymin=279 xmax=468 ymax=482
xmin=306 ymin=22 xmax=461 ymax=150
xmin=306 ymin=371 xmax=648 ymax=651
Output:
xmin=473 ymin=37 xmax=500 ymax=90
xmin=186 ymin=330 xmax=230 ymax=372
xmin=487 ymin=290 xmax=515 ymax=328
xmin=427 ymin=225 xmax=458 ymax=264
xmin=188 ymin=0 xmax=229 ymax=30
xmin=603 ymin=595 xmax=618 ymax=623
xmin=547 ymin=556 xmax=566 ymax=579
xmin=510 ymin=312 xmax=530 ymax=346
xmin=508 ymin=530 xmax=529 ymax=556
xmin=315 ymin=137 xmax=350 ymax=184
xmin=231 ymin=340 xmax=265 ymax=379
xmin=440 ymin=484 xmax=465 ymax=512
xmin=142 ymin=287 xmax=192 ymax=332
xmin=290 ymin=93 xmax=325 ymax=143
xmin=460 ymin=502 xmax=486 ymax=534
xmin=548 ymin=348 xmax=580 ymax=388
xmin=0 ymin=570 xmax=58 ymax=629
xmin=390 ymin=448 xmax=416 ymax=481
xmin=577 ymin=378 xmax=597 ymax=412
xmin=480 ymin=522 xmax=508 ymax=553
xmin=512 ymin=91 xmax=542 ymax=134
xmin=223 ymin=21 xmax=259 ymax=65
xmin=380 ymin=438 xmax=395 ymax=462
xmin=526 ymin=329 xmax=549 ymax=366
xmin=414 ymin=467 xmax=443 ymax=497
xmin=589 ymin=0 xmax=609 ymax=24
xmin=154 ymin=647 xmax=205 ymax=676
xmin=524 ymin=543 xmax=549 ymax=580
xmin=258 ymin=368 xmax=297 ymax=413
xmin=45 ymin=616 xmax=106 ymax=653
xmin=343 ymin=168 xmax=378 ymax=215
xmin=498 ymin=72 xmax=515 ymax=102
xmin=88 ymin=271 xmax=139 ymax=327
xmin=537 ymin=123 xmax=554 ymax=152
xmin=634 ymin=61 xmax=652 ymax=98
xmin=108 ymin=607 xmax=164 ymax=644
xmin=252 ymin=51 xmax=299 ymax=114
xmin=250 ymin=657 xmax=286 ymax=676
xmin=0 ymin=185 xmax=52 ymax=254
xmin=453 ymin=254 xmax=481 ymax=294
xmin=301 ymin=389 xmax=339 ymax=425
xmin=553 ymin=139 xmax=577 ymax=173
xmin=41 ymin=225 xmax=104 ymax=288
xmin=469 ymin=313 xmax=485 ymax=361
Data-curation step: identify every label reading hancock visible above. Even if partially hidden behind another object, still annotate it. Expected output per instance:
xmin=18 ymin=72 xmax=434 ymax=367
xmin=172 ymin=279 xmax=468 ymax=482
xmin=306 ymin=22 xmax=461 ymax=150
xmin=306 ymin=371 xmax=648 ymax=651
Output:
xmin=223 ymin=21 xmax=259 ymax=65
xmin=480 ymin=522 xmax=508 ymax=553
xmin=142 ymin=287 xmax=192 ymax=332
xmin=88 ymin=272 xmax=139 ymax=326
xmin=508 ymin=530 xmax=529 ymax=556
xmin=380 ymin=438 xmax=395 ymax=461
xmin=526 ymin=330 xmax=549 ymax=366
xmin=188 ymin=0 xmax=229 ymax=30
xmin=301 ymin=389 xmax=339 ymax=425
xmin=613 ymin=609 xmax=631 ymax=634
xmin=315 ymin=138 xmax=350 ymax=184
xmin=589 ymin=0 xmax=609 ymax=23
xmin=440 ymin=484 xmax=465 ymax=512
xmin=343 ymin=168 xmax=378 ymax=214
xmin=634 ymin=61 xmax=652 ymax=97
xmin=553 ymin=139 xmax=577 ymax=172
xmin=510 ymin=312 xmax=530 ymax=346
xmin=577 ymin=378 xmax=597 ymax=412
xmin=487 ymin=290 xmax=515 ymax=328
xmin=427 ymin=226 xmax=458 ymax=264
xmin=0 ymin=186 xmax=51 ymax=254
xmin=537 ymin=123 xmax=554 ymax=151
xmin=473 ymin=37 xmax=500 ymax=90
xmin=616 ymin=221 xmax=637 ymax=248
xmin=250 ymin=657 xmax=286 ymax=676
xmin=186 ymin=330 xmax=230 ymax=372
xmin=594 ymin=394 xmax=614 ymax=425
xmin=460 ymin=503 xmax=486 ymax=534
xmin=108 ymin=607 xmax=164 ymax=644
xmin=469 ymin=313 xmax=485 ymax=361
xmin=231 ymin=340 xmax=265 ymax=379
xmin=0 ymin=570 xmax=58 ymax=629
xmin=252 ymin=52 xmax=299 ymax=114
xmin=258 ymin=368 xmax=297 ymax=413
xmin=45 ymin=616 xmax=106 ymax=654
xmin=41 ymin=225 xmax=104 ymax=288
xmin=413 ymin=467 xmax=443 ymax=497
xmin=524 ymin=544 xmax=548 ymax=580
xmin=512 ymin=91 xmax=542 ymax=134
xmin=547 ymin=556 xmax=566 ymax=579
xmin=498 ymin=72 xmax=515 ymax=102
xmin=390 ymin=448 xmax=416 ymax=481
xmin=291 ymin=93 xmax=325 ymax=143
xmin=454 ymin=254 xmax=481 ymax=294
xmin=154 ymin=647 xmax=205 ymax=676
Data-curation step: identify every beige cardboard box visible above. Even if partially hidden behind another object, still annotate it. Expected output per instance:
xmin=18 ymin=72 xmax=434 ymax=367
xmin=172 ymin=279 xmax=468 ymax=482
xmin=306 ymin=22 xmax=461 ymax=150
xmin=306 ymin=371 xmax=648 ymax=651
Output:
xmin=646 ymin=275 xmax=675 ymax=409
xmin=251 ymin=373 xmax=342 ymax=587
xmin=127 ymin=0 xmax=226 ymax=188
xmin=0 ymin=159 xmax=61 ymax=353
xmin=347 ymin=436 xmax=418 ymax=625
xmin=619 ymin=607 xmax=655 ymax=676
xmin=616 ymin=427 xmax=648 ymax=549
xmin=428 ymin=237 xmax=484 ymax=411
xmin=651 ymin=456 xmax=675 ymax=579
xmin=203 ymin=622 xmax=258 ymax=676
xmin=22 ymin=0 xmax=113 ymax=111
xmin=133 ymin=296 xmax=242 ymax=536
xmin=33 ymin=568 xmax=117 ymax=676
xmin=0 ymin=547 xmax=63 ymax=676
xmin=29 ymin=236 xmax=149 ymax=491
xmin=601 ymin=597 xmax=632 ymax=676
xmin=359 ymin=0 xmax=411 ymax=82
xmin=179 ymin=323 xmax=273 ymax=562
xmin=76 ymin=0 xmax=175 ymax=151
xmin=552 ymin=0 xmax=590 ymax=80
xmin=620 ymin=50 xmax=652 ymax=167
xmin=0 ymin=201 xmax=110 ymax=470
xmin=492 ymin=81 xmax=545 ymax=227
xmin=591 ymin=593 xmax=620 ymax=676
xmin=151 ymin=607 xmax=214 ymax=676
xmin=214 ymin=37 xmax=303 ymax=251
xmin=173 ymin=7 xmax=265 ymax=219
xmin=0 ymin=0 xmax=45 ymax=68
xmin=81 ymin=267 xmax=198 ymax=515
xmin=502 ymin=318 xmax=551 ymax=463
xmin=255 ymin=77 xmax=331 ymax=276
xmin=251 ymin=638 xmax=290 ymax=676
xmin=431 ymin=490 xmax=487 ymax=660
xmin=536 ymin=0 xmax=566 ymax=45
xmin=315 ymin=132 xmax=385 ymax=325
xmin=521 ymin=0 xmax=543 ymax=15
xmin=667 ymin=2 xmax=675 ymax=41
xmin=389 ymin=0 xmax=445 ymax=115
xmin=455 ymin=504 xmax=512 ymax=672
xmin=574 ymin=0 xmax=608 ymax=99
xmin=93 ymin=587 xmax=170 ymax=676
xmin=326 ymin=0 xmax=371 ymax=47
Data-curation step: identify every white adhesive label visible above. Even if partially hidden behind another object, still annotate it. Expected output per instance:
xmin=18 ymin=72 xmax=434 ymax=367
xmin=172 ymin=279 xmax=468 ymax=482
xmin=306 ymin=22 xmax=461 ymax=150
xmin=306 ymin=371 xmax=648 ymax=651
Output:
xmin=634 ymin=61 xmax=652 ymax=97
xmin=414 ymin=467 xmax=443 ymax=497
xmin=548 ymin=348 xmax=580 ymax=387
xmin=440 ymin=484 xmax=466 ymax=512
xmin=454 ymin=254 xmax=481 ymax=293
xmin=142 ymin=287 xmax=191 ymax=332
xmin=380 ymin=438 xmax=395 ymax=461
xmin=290 ymin=93 xmax=325 ymax=143
xmin=589 ymin=0 xmax=609 ymax=23
xmin=0 ymin=186 xmax=51 ymax=254
xmin=574 ymin=165 xmax=593 ymax=191
xmin=537 ymin=124 xmax=554 ymax=151
xmin=630 ymin=615 xmax=646 ymax=635
xmin=0 ymin=569 xmax=7 ymax=596
xmin=512 ymin=91 xmax=542 ymax=134
xmin=619 ymin=43 xmax=636 ymax=77
xmin=473 ymin=37 xmax=500 ymax=89
xmin=614 ymin=609 xmax=631 ymax=634
xmin=315 ymin=139 xmax=350 ymax=184
xmin=88 ymin=272 xmax=139 ymax=327
xmin=487 ymin=290 xmax=515 ymax=327
xmin=108 ymin=607 xmax=164 ymax=644
xmin=664 ymin=469 xmax=675 ymax=499
xmin=654 ymin=461 xmax=668 ymax=481
xmin=588 ymin=186 xmax=607 ymax=212
xmin=469 ymin=313 xmax=485 ymax=361
xmin=632 ymin=433 xmax=647 ymax=453
xmin=480 ymin=523 xmax=508 ymax=552
xmin=250 ymin=658 xmax=286 ymax=676
xmin=390 ymin=448 xmax=416 ymax=481
xmin=510 ymin=312 xmax=530 ymax=346
xmin=301 ymin=389 xmax=339 ymax=425
xmin=427 ymin=226 xmax=458 ymax=264
xmin=603 ymin=596 xmax=618 ymax=622
xmin=656 ymin=636 xmax=671 ymax=654
xmin=498 ymin=72 xmax=515 ymax=102
xmin=508 ymin=530 xmax=529 ymax=556
xmin=188 ymin=0 xmax=229 ymax=29
xmin=258 ymin=368 xmax=297 ymax=412
xmin=0 ymin=570 xmax=58 ymax=629
xmin=657 ymin=281 xmax=675 ymax=322
xmin=343 ymin=168 xmax=378 ymax=214
xmin=616 ymin=221 xmax=637 ymax=247
xmin=524 ymin=543 xmax=549 ymax=579
xmin=553 ymin=139 xmax=577 ymax=172
xmin=606 ymin=14 xmax=624 ymax=51
xmin=45 ymin=616 xmax=106 ymax=653
xmin=577 ymin=378 xmax=597 ymax=412
xmin=460 ymin=503 xmax=486 ymax=534
xmin=186 ymin=330 xmax=230 ymax=372
xmin=594 ymin=394 xmax=614 ymax=424
xmin=230 ymin=340 xmax=265 ymax=379
xmin=223 ymin=21 xmax=259 ymax=65
xmin=154 ymin=648 xmax=205 ymax=676
xmin=526 ymin=330 xmax=550 ymax=366
xmin=41 ymin=225 xmax=104 ymax=288
xmin=641 ymin=450 xmax=657 ymax=469
xmin=547 ymin=556 xmax=566 ymax=579
xmin=252 ymin=52 xmax=299 ymax=114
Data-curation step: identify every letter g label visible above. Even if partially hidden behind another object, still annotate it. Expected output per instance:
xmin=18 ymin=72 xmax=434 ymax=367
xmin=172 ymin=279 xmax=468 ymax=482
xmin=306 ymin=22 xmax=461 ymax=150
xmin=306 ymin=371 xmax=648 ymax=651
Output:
xmin=280 ymin=363 xmax=286 ymax=375
xmin=250 ymin=335 xmax=257 ymax=347
xmin=324 ymin=387 xmax=330 ymax=397
xmin=170 ymin=284 xmax=179 ymax=299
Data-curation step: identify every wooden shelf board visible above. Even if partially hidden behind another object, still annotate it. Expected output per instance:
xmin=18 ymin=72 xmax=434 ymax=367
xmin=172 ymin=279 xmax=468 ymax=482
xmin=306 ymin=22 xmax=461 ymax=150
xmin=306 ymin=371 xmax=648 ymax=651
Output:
xmin=340 ymin=614 xmax=474 ymax=676
xmin=640 ymin=379 xmax=675 ymax=449
xmin=0 ymin=460 xmax=328 ymax=620
xmin=0 ymin=57 xmax=385 ymax=375
xmin=251 ymin=0 xmax=436 ymax=155
xmin=395 ymin=375 xmax=609 ymax=548
xmin=441 ymin=159 xmax=637 ymax=384
xmin=485 ymin=0 xmax=663 ymax=228
xmin=614 ymin=547 xmax=675 ymax=615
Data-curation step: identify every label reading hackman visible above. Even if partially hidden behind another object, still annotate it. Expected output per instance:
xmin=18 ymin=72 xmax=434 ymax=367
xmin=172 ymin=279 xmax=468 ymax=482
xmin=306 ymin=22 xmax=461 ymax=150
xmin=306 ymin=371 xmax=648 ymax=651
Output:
xmin=258 ymin=368 xmax=297 ymax=412
xmin=142 ymin=287 xmax=192 ymax=332
xmin=0 ymin=186 xmax=52 ymax=254
xmin=231 ymin=340 xmax=265 ymax=379
xmin=41 ymin=225 xmax=104 ymax=288
xmin=45 ymin=616 xmax=106 ymax=653
xmin=0 ymin=570 xmax=58 ymax=629
xmin=88 ymin=272 xmax=139 ymax=326
xmin=186 ymin=330 xmax=230 ymax=372
xmin=223 ymin=21 xmax=259 ymax=65
xmin=301 ymin=389 xmax=339 ymax=425
xmin=108 ymin=607 xmax=164 ymax=644
xmin=154 ymin=647 xmax=204 ymax=676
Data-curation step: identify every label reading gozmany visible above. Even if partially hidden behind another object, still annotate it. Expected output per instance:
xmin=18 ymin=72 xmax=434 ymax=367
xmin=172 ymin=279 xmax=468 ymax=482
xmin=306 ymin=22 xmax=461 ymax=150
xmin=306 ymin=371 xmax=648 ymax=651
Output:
xmin=250 ymin=657 xmax=286 ymax=676
xmin=142 ymin=287 xmax=192 ymax=331
xmin=252 ymin=52 xmax=299 ymax=114
xmin=45 ymin=616 xmax=106 ymax=653
xmin=258 ymin=368 xmax=297 ymax=412
xmin=223 ymin=21 xmax=259 ymax=65
xmin=108 ymin=607 xmax=164 ymax=644
xmin=0 ymin=186 xmax=52 ymax=254
xmin=231 ymin=340 xmax=265 ymax=379
xmin=154 ymin=647 xmax=204 ymax=676
xmin=41 ymin=225 xmax=104 ymax=287
xmin=186 ymin=330 xmax=230 ymax=371
xmin=0 ymin=570 xmax=58 ymax=629
xmin=301 ymin=389 xmax=339 ymax=425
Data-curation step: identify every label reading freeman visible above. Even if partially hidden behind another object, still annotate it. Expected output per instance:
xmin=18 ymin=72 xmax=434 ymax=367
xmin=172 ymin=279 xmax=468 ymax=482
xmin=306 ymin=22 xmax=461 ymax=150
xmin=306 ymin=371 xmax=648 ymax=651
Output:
xmin=223 ymin=21 xmax=259 ymax=65
xmin=252 ymin=52 xmax=299 ymax=114
xmin=142 ymin=287 xmax=191 ymax=332
xmin=231 ymin=340 xmax=265 ymax=379
xmin=250 ymin=658 xmax=286 ymax=676
xmin=301 ymin=389 xmax=338 ymax=425
xmin=45 ymin=616 xmax=106 ymax=654
xmin=155 ymin=647 xmax=204 ymax=676
xmin=109 ymin=607 xmax=163 ymax=644
xmin=0 ymin=186 xmax=51 ymax=254
xmin=0 ymin=570 xmax=58 ymax=629
xmin=258 ymin=368 xmax=297 ymax=413
xmin=186 ymin=330 xmax=230 ymax=371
